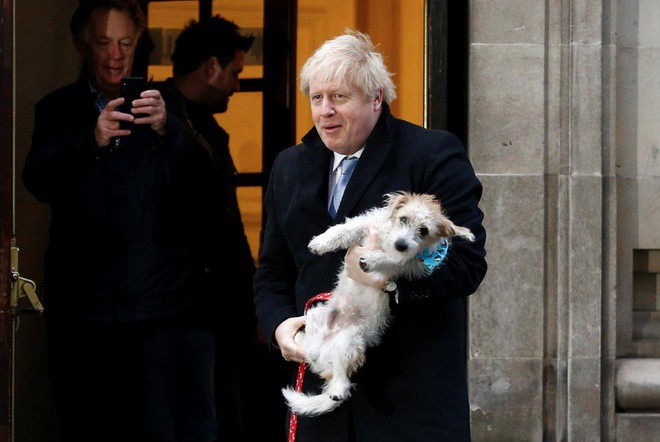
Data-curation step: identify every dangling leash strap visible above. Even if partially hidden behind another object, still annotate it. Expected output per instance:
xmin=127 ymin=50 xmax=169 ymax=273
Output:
xmin=288 ymin=291 xmax=333 ymax=442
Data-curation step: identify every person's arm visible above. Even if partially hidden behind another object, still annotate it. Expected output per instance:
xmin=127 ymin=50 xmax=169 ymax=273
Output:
xmin=131 ymin=89 xmax=168 ymax=137
xmin=398 ymin=131 xmax=487 ymax=303
xmin=94 ymin=97 xmax=133 ymax=147
xmin=22 ymin=96 xmax=97 ymax=203
xmin=274 ymin=316 xmax=307 ymax=363
xmin=253 ymin=155 xmax=301 ymax=350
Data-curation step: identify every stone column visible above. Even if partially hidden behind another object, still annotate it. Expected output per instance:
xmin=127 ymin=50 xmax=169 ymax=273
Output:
xmin=467 ymin=0 xmax=604 ymax=440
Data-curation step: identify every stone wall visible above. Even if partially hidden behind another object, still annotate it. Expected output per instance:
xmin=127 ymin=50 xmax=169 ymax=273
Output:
xmin=467 ymin=0 xmax=660 ymax=440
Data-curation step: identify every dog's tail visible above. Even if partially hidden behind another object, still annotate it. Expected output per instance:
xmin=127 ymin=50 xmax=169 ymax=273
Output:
xmin=281 ymin=386 xmax=346 ymax=416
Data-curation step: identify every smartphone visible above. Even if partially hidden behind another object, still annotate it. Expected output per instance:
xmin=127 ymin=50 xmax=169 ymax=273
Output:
xmin=118 ymin=76 xmax=147 ymax=129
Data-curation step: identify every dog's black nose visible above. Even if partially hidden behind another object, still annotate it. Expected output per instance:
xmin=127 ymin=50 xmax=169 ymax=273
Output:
xmin=395 ymin=240 xmax=408 ymax=252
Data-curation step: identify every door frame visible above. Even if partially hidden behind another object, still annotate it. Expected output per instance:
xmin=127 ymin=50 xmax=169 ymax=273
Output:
xmin=425 ymin=0 xmax=468 ymax=141
xmin=0 ymin=0 xmax=15 ymax=439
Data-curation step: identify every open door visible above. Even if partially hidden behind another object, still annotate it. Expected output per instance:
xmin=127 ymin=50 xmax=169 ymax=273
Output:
xmin=1 ymin=3 xmax=47 ymax=440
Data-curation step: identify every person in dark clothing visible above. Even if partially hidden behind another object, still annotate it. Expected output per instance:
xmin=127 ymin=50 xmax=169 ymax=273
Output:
xmin=22 ymin=1 xmax=217 ymax=440
xmin=253 ymin=30 xmax=488 ymax=441
xmin=156 ymin=15 xmax=287 ymax=441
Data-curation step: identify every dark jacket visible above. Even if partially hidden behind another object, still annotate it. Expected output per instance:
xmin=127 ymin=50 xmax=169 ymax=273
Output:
xmin=156 ymin=79 xmax=257 ymax=338
xmin=253 ymin=104 xmax=487 ymax=441
xmin=22 ymin=74 xmax=197 ymax=322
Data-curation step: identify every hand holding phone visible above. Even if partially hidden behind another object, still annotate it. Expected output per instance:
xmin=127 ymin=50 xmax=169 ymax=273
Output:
xmin=118 ymin=76 xmax=147 ymax=129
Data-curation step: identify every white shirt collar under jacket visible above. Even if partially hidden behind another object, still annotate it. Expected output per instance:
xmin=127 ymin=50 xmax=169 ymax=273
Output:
xmin=328 ymin=147 xmax=364 ymax=196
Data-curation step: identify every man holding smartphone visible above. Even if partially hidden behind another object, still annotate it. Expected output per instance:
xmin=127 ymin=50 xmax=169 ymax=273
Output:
xmin=22 ymin=1 xmax=216 ymax=441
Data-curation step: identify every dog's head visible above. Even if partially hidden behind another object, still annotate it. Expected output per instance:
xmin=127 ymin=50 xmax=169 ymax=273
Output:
xmin=378 ymin=192 xmax=474 ymax=260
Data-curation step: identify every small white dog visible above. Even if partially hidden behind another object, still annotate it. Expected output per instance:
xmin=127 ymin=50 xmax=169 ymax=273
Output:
xmin=282 ymin=191 xmax=475 ymax=416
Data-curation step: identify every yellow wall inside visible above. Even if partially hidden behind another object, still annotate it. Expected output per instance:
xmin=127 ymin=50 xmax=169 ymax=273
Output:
xmin=296 ymin=0 xmax=424 ymax=142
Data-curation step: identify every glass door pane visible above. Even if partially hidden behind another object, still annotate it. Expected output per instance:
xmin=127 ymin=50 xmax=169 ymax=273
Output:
xmin=213 ymin=0 xmax=264 ymax=262
xmin=213 ymin=0 xmax=263 ymax=79
xmin=147 ymin=1 xmax=199 ymax=81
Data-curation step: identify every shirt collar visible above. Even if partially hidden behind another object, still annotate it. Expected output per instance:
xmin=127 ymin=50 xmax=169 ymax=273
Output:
xmin=331 ymin=147 xmax=365 ymax=173
xmin=88 ymin=79 xmax=108 ymax=113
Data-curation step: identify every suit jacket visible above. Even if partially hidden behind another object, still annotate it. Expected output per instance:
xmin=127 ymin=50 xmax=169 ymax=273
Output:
xmin=253 ymin=104 xmax=487 ymax=441
xmin=22 ymin=73 xmax=197 ymax=322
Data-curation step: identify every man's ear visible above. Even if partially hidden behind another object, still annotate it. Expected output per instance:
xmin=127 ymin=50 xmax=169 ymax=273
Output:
xmin=373 ymin=89 xmax=383 ymax=111
xmin=204 ymin=55 xmax=222 ymax=78
xmin=204 ymin=56 xmax=219 ymax=79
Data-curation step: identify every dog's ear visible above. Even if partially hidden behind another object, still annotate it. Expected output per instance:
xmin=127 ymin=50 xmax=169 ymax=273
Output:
xmin=385 ymin=191 xmax=410 ymax=214
xmin=436 ymin=218 xmax=456 ymax=239
xmin=424 ymin=194 xmax=443 ymax=213
xmin=437 ymin=219 xmax=475 ymax=242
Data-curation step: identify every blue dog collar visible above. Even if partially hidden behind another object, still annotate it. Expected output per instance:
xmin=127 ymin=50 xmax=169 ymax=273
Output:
xmin=417 ymin=239 xmax=449 ymax=274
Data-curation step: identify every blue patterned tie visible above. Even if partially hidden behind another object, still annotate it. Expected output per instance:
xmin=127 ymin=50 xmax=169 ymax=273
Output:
xmin=328 ymin=156 xmax=358 ymax=218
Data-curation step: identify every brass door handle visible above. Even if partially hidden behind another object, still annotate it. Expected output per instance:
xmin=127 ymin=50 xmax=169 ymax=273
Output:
xmin=10 ymin=244 xmax=44 ymax=313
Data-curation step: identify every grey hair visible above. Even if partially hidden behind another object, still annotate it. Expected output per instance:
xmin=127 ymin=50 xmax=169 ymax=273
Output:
xmin=71 ymin=0 xmax=146 ymax=45
xmin=300 ymin=29 xmax=397 ymax=104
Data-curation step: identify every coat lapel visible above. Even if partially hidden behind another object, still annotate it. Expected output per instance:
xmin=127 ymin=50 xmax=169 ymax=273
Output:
xmin=297 ymin=134 xmax=334 ymax=223
xmin=335 ymin=107 xmax=393 ymax=220
xmin=334 ymin=140 xmax=390 ymax=220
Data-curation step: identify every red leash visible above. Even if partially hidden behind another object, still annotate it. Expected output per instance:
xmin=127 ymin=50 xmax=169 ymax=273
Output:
xmin=287 ymin=292 xmax=333 ymax=442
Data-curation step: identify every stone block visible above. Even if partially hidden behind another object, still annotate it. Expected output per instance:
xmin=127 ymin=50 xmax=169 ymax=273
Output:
xmin=616 ymin=1 xmax=640 ymax=48
xmin=638 ymin=0 xmax=660 ymax=48
xmin=469 ymin=45 xmax=545 ymax=175
xmin=614 ymin=47 xmax=640 ymax=179
xmin=569 ymin=45 xmax=602 ymax=175
xmin=616 ymin=359 xmax=660 ymax=412
xmin=470 ymin=175 xmax=544 ymax=358
xmin=567 ymin=357 xmax=602 ymax=440
xmin=616 ymin=413 xmax=660 ymax=441
xmin=567 ymin=176 xmax=602 ymax=358
xmin=571 ymin=0 xmax=602 ymax=44
xmin=469 ymin=357 xmax=543 ymax=441
xmin=636 ymin=49 xmax=660 ymax=178
xmin=470 ymin=0 xmax=545 ymax=44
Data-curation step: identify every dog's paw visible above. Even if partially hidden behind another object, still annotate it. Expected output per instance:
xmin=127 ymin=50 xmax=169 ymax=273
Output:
xmin=308 ymin=235 xmax=331 ymax=255
xmin=326 ymin=383 xmax=352 ymax=403
xmin=359 ymin=257 xmax=370 ymax=272
xmin=451 ymin=225 xmax=475 ymax=242
xmin=358 ymin=250 xmax=385 ymax=273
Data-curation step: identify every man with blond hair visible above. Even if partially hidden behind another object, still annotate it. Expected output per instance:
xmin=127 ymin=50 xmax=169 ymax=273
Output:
xmin=254 ymin=30 xmax=488 ymax=441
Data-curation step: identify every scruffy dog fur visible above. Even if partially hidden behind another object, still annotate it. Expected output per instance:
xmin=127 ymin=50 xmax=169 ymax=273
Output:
xmin=282 ymin=191 xmax=475 ymax=416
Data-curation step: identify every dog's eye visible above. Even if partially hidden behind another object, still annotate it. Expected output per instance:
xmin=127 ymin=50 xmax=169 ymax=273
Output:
xmin=419 ymin=226 xmax=429 ymax=237
xmin=400 ymin=216 xmax=408 ymax=225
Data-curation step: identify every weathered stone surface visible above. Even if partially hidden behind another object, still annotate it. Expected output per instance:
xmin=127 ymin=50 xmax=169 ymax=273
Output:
xmin=616 ymin=359 xmax=660 ymax=410
xmin=469 ymin=44 xmax=545 ymax=175
xmin=469 ymin=357 xmax=543 ymax=441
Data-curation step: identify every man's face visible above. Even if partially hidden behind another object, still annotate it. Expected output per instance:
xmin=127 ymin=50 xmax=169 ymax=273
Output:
xmin=207 ymin=50 xmax=246 ymax=113
xmin=80 ymin=9 xmax=139 ymax=98
xmin=308 ymin=79 xmax=382 ymax=155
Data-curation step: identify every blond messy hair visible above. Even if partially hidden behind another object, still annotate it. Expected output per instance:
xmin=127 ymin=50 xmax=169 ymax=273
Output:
xmin=300 ymin=29 xmax=397 ymax=104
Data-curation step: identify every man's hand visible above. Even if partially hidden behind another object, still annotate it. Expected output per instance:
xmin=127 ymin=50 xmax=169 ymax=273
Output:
xmin=345 ymin=226 xmax=387 ymax=289
xmin=275 ymin=316 xmax=307 ymax=363
xmin=132 ymin=89 xmax=167 ymax=136
xmin=94 ymin=97 xmax=133 ymax=147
